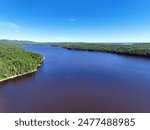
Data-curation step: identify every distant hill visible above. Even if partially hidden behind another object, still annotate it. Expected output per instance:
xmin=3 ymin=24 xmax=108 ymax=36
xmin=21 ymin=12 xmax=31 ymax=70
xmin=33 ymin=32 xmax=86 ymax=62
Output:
xmin=0 ymin=39 xmax=49 ymax=46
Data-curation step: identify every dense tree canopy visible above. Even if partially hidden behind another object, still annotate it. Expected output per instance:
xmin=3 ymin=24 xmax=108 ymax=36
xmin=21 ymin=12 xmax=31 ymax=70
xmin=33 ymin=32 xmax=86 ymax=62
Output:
xmin=50 ymin=43 xmax=150 ymax=57
xmin=0 ymin=43 xmax=43 ymax=80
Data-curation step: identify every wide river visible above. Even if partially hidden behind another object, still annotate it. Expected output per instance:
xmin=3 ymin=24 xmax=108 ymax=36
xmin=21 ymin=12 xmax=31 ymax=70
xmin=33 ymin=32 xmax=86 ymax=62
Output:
xmin=0 ymin=45 xmax=150 ymax=112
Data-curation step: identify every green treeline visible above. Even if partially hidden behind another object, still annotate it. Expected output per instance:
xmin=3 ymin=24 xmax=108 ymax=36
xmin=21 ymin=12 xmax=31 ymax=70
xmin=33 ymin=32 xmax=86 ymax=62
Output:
xmin=0 ymin=44 xmax=43 ymax=80
xmin=50 ymin=43 xmax=150 ymax=57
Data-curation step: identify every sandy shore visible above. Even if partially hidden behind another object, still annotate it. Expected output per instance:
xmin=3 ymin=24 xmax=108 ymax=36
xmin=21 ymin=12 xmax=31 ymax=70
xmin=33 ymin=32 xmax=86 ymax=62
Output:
xmin=0 ymin=56 xmax=45 ymax=82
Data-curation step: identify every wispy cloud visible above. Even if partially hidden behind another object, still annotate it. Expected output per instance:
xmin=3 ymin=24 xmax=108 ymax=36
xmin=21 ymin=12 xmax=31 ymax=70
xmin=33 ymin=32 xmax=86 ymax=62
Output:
xmin=69 ymin=18 xmax=76 ymax=22
xmin=0 ymin=22 xmax=21 ymax=33
xmin=59 ymin=37 xmax=72 ymax=40
xmin=49 ymin=31 xmax=53 ymax=34
xmin=51 ymin=36 xmax=73 ymax=42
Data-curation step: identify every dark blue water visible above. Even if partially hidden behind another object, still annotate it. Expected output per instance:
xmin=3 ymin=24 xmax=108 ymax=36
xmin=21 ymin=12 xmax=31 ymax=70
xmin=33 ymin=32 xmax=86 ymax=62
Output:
xmin=0 ymin=45 xmax=150 ymax=112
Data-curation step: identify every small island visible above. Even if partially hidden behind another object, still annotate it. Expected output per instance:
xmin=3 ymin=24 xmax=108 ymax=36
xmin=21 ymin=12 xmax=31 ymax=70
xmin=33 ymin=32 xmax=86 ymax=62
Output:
xmin=0 ymin=42 xmax=44 ymax=82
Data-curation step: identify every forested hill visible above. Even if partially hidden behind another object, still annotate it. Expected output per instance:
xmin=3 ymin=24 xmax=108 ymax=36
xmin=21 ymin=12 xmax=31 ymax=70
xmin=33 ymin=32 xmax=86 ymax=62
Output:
xmin=0 ymin=42 xmax=44 ymax=81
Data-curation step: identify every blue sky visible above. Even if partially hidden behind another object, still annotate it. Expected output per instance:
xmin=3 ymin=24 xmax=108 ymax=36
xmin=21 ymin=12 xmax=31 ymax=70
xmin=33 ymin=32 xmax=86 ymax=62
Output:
xmin=0 ymin=0 xmax=150 ymax=42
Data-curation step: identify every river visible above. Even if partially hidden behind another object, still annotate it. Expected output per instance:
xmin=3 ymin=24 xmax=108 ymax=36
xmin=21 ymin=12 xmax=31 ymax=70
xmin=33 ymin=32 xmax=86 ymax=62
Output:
xmin=0 ymin=45 xmax=150 ymax=112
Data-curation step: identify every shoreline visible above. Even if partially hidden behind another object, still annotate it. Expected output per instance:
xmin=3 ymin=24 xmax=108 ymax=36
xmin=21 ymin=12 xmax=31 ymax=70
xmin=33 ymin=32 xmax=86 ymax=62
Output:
xmin=51 ymin=45 xmax=150 ymax=58
xmin=0 ymin=56 xmax=45 ymax=83
xmin=64 ymin=47 xmax=150 ymax=57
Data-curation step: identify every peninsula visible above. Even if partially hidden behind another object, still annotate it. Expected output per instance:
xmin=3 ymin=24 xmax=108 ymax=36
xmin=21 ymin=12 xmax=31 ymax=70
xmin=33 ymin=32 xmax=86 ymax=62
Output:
xmin=0 ymin=42 xmax=44 ymax=82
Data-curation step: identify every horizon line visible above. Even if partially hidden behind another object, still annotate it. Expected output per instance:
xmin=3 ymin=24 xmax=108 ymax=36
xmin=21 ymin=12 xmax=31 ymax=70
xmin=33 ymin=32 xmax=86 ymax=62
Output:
xmin=0 ymin=39 xmax=150 ymax=44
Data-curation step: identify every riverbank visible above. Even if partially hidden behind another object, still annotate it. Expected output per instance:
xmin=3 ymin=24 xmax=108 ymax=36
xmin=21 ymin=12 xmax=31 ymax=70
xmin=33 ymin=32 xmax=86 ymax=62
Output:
xmin=0 ymin=44 xmax=45 ymax=82
xmin=50 ymin=43 xmax=150 ymax=57
xmin=0 ymin=56 xmax=45 ymax=82
xmin=1 ymin=45 xmax=150 ymax=113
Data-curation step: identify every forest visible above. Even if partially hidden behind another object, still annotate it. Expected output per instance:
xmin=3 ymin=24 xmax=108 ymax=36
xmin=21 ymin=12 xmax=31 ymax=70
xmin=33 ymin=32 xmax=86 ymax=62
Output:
xmin=0 ymin=41 xmax=43 ymax=80
xmin=50 ymin=43 xmax=150 ymax=57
